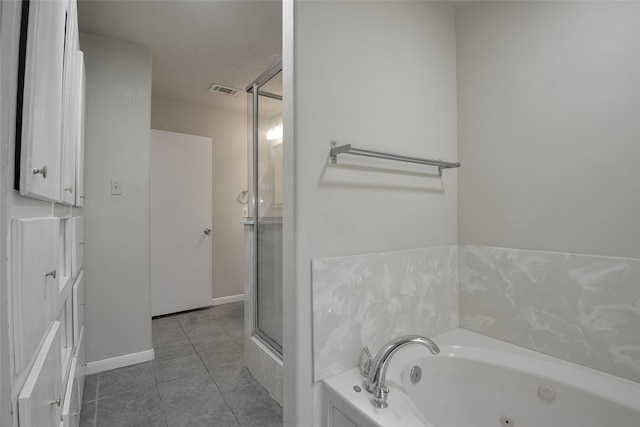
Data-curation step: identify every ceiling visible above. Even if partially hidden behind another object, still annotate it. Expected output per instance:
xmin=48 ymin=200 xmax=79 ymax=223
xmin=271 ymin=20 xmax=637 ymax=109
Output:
xmin=77 ymin=0 xmax=283 ymax=112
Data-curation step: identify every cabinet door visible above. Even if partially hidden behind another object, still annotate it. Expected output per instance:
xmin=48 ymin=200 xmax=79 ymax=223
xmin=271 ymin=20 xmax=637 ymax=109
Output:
xmin=74 ymin=51 xmax=86 ymax=207
xmin=70 ymin=216 xmax=83 ymax=278
xmin=72 ymin=271 xmax=84 ymax=347
xmin=18 ymin=322 xmax=63 ymax=427
xmin=56 ymin=218 xmax=73 ymax=314
xmin=61 ymin=357 xmax=80 ymax=427
xmin=18 ymin=0 xmax=67 ymax=202
xmin=57 ymin=298 xmax=74 ymax=382
xmin=73 ymin=326 xmax=85 ymax=402
xmin=60 ymin=0 xmax=79 ymax=205
xmin=12 ymin=217 xmax=59 ymax=374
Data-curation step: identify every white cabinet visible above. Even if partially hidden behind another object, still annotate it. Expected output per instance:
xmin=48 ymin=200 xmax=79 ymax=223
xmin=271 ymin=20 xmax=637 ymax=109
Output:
xmin=61 ymin=358 xmax=80 ymax=427
xmin=74 ymin=52 xmax=86 ymax=207
xmin=71 ymin=271 xmax=84 ymax=347
xmin=11 ymin=218 xmax=59 ymax=374
xmin=18 ymin=0 xmax=67 ymax=202
xmin=60 ymin=0 xmax=81 ymax=205
xmin=73 ymin=327 xmax=85 ymax=402
xmin=10 ymin=1 xmax=86 ymax=425
xmin=70 ymin=216 xmax=83 ymax=278
xmin=57 ymin=299 xmax=74 ymax=383
xmin=18 ymin=0 xmax=85 ymax=206
xmin=332 ymin=407 xmax=359 ymax=427
xmin=56 ymin=218 xmax=73 ymax=314
xmin=18 ymin=322 xmax=63 ymax=427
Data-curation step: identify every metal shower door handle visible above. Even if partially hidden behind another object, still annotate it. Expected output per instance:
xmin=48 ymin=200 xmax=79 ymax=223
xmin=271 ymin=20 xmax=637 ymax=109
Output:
xmin=204 ymin=228 xmax=211 ymax=235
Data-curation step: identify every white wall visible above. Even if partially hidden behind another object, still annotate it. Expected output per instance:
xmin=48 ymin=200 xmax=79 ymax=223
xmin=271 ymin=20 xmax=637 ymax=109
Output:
xmin=289 ymin=1 xmax=458 ymax=424
xmin=457 ymin=1 xmax=640 ymax=259
xmin=151 ymin=97 xmax=247 ymax=300
xmin=80 ymin=33 xmax=153 ymax=365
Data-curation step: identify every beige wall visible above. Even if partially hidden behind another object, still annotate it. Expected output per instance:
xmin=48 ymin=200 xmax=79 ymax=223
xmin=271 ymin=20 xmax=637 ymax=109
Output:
xmin=151 ymin=97 xmax=247 ymax=299
xmin=289 ymin=1 xmax=458 ymax=424
xmin=81 ymin=33 xmax=153 ymax=363
xmin=457 ymin=1 xmax=640 ymax=258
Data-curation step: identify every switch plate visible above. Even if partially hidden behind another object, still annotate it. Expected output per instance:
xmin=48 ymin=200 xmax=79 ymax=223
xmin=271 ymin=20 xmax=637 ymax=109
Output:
xmin=110 ymin=179 xmax=122 ymax=195
xmin=242 ymin=207 xmax=248 ymax=218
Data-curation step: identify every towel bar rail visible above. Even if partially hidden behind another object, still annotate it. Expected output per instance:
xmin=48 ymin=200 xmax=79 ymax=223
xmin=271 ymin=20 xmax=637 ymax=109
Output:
xmin=329 ymin=141 xmax=460 ymax=176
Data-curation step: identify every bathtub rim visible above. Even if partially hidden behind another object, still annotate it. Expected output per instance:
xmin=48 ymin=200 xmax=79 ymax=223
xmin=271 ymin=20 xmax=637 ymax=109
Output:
xmin=322 ymin=328 xmax=640 ymax=427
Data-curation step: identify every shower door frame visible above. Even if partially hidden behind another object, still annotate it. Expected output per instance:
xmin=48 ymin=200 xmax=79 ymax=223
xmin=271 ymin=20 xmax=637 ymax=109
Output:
xmin=247 ymin=59 xmax=283 ymax=356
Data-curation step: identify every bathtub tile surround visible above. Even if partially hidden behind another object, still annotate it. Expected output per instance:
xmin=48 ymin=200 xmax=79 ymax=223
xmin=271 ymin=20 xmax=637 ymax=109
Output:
xmin=312 ymin=245 xmax=458 ymax=382
xmin=459 ymin=245 xmax=640 ymax=382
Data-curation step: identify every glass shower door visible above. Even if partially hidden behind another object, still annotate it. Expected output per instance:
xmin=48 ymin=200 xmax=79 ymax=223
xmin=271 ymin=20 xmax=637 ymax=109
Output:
xmin=248 ymin=61 xmax=282 ymax=354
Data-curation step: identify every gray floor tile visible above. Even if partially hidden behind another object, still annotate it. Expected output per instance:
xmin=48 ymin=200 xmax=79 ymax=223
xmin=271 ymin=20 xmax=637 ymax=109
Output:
xmin=79 ymin=400 xmax=96 ymax=427
xmin=95 ymin=385 xmax=162 ymax=427
xmin=82 ymin=374 xmax=99 ymax=403
xmin=188 ymin=330 xmax=236 ymax=352
xmin=178 ymin=314 xmax=215 ymax=327
xmin=199 ymin=342 xmax=244 ymax=370
xmin=157 ymin=373 xmax=221 ymax=407
xmin=208 ymin=360 xmax=258 ymax=393
xmin=98 ymin=362 xmax=155 ymax=399
xmin=80 ymin=302 xmax=279 ymax=427
xmin=181 ymin=321 xmax=227 ymax=340
xmin=152 ymin=326 xmax=188 ymax=346
xmin=152 ymin=316 xmax=181 ymax=331
xmin=120 ymin=413 xmax=167 ymax=427
xmin=220 ymin=317 xmax=244 ymax=340
xmin=224 ymin=383 xmax=282 ymax=427
xmin=153 ymin=353 xmax=208 ymax=383
xmin=208 ymin=302 xmax=244 ymax=320
xmin=173 ymin=308 xmax=215 ymax=325
xmin=154 ymin=337 xmax=196 ymax=360
xmin=163 ymin=395 xmax=240 ymax=427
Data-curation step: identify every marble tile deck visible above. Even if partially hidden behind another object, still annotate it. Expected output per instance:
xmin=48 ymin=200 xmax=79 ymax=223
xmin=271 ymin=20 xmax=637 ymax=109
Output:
xmin=79 ymin=302 xmax=282 ymax=427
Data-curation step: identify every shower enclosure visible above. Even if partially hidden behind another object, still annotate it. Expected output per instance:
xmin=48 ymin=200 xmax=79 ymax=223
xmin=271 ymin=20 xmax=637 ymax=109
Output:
xmin=246 ymin=60 xmax=283 ymax=357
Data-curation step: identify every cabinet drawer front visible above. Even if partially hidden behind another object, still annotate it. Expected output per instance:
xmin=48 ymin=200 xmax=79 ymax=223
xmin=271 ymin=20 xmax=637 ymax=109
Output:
xmin=18 ymin=322 xmax=63 ymax=427
xmin=12 ymin=217 xmax=59 ymax=373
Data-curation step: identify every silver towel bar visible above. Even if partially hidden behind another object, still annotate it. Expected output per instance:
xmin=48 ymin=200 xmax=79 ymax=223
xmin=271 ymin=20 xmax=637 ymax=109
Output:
xmin=329 ymin=141 xmax=460 ymax=176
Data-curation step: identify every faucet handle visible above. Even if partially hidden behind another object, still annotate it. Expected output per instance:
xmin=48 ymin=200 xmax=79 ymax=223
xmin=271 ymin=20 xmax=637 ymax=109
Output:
xmin=360 ymin=346 xmax=372 ymax=377
xmin=373 ymin=384 xmax=389 ymax=408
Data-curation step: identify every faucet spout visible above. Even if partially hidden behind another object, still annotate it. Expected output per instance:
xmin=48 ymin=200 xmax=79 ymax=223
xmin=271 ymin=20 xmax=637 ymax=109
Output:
xmin=365 ymin=335 xmax=439 ymax=396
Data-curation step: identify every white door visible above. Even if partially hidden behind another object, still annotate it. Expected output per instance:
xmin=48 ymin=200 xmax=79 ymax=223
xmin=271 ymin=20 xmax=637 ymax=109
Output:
xmin=150 ymin=129 xmax=213 ymax=316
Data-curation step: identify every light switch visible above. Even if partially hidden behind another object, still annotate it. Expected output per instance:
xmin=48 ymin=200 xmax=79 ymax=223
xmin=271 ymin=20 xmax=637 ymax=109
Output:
xmin=242 ymin=206 xmax=249 ymax=218
xmin=110 ymin=179 xmax=122 ymax=195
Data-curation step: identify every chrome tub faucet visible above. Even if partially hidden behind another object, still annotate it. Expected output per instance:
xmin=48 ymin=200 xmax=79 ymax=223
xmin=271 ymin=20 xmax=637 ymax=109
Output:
xmin=361 ymin=335 xmax=440 ymax=408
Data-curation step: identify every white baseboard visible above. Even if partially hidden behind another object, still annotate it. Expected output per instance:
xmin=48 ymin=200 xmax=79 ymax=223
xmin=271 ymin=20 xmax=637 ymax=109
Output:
xmin=85 ymin=349 xmax=154 ymax=375
xmin=211 ymin=293 xmax=244 ymax=306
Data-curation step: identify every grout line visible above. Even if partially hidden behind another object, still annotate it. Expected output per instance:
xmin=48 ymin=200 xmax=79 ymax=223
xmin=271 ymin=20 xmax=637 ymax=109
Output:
xmin=92 ymin=375 xmax=100 ymax=426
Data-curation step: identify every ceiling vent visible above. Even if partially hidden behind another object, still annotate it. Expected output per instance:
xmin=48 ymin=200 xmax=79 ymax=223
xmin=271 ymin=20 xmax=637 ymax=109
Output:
xmin=208 ymin=83 xmax=241 ymax=96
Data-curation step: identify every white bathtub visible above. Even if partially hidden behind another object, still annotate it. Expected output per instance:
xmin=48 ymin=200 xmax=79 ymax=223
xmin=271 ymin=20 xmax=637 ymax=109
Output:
xmin=323 ymin=328 xmax=640 ymax=427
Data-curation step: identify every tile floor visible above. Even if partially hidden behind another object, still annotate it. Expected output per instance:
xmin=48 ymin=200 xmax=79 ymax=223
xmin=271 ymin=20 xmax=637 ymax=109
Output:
xmin=79 ymin=302 xmax=283 ymax=427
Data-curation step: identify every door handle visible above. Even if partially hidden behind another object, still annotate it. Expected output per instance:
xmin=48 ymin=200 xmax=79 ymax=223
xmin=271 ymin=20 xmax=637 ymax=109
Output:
xmin=204 ymin=228 xmax=211 ymax=235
